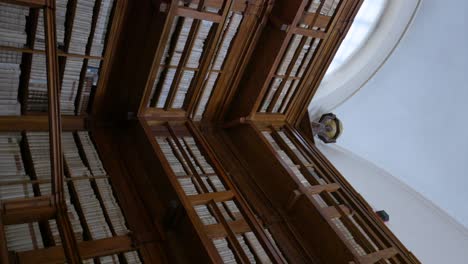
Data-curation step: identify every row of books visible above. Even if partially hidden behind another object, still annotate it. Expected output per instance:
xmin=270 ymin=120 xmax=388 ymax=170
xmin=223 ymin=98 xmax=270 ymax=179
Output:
xmin=213 ymin=232 xmax=273 ymax=264
xmin=306 ymin=0 xmax=340 ymax=17
xmin=18 ymin=131 xmax=142 ymax=262
xmin=259 ymin=36 xmax=320 ymax=114
xmin=90 ymin=0 xmax=115 ymax=56
xmin=26 ymin=0 xmax=112 ymax=114
xmin=27 ymin=56 xmax=99 ymax=114
xmin=0 ymin=4 xmax=28 ymax=115
xmin=194 ymin=12 xmax=243 ymax=120
xmin=154 ymin=15 xmax=196 ymax=108
xmin=0 ymin=3 xmax=28 ymax=47
xmin=153 ymin=4 xmax=216 ymax=109
xmin=0 ymin=133 xmax=45 ymax=252
xmin=27 ymin=131 xmax=85 ymax=243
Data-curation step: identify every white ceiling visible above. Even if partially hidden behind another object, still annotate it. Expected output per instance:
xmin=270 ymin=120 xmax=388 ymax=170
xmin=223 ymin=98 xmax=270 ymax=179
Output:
xmin=332 ymin=0 xmax=468 ymax=228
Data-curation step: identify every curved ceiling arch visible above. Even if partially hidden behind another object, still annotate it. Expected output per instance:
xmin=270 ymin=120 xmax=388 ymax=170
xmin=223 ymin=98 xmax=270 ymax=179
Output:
xmin=309 ymin=0 xmax=421 ymax=120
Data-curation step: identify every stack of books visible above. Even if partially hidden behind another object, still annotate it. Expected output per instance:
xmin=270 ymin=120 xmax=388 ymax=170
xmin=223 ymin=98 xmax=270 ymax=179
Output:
xmin=77 ymin=131 xmax=134 ymax=240
xmin=213 ymin=238 xmax=237 ymax=264
xmin=0 ymin=133 xmax=44 ymax=252
xmin=321 ymin=0 xmax=340 ymax=17
xmin=27 ymin=1 xmax=68 ymax=112
xmin=68 ymin=0 xmax=95 ymax=55
xmin=194 ymin=12 xmax=243 ymax=120
xmin=147 ymin=18 xmax=178 ymax=107
xmin=77 ymin=131 xmax=107 ymax=176
xmin=0 ymin=3 xmax=28 ymax=47
xmin=4 ymin=223 xmax=43 ymax=252
xmin=0 ymin=52 xmax=22 ymax=115
xmin=90 ymin=0 xmax=115 ymax=56
xmin=95 ymin=178 xmax=129 ymax=235
xmin=237 ymin=234 xmax=256 ymax=263
xmin=124 ymin=251 xmax=143 ymax=264
xmin=99 ymin=255 xmax=120 ymax=263
xmin=260 ymin=78 xmax=281 ymax=113
xmin=155 ymin=15 xmax=195 ymax=108
xmin=156 ymin=137 xmax=198 ymax=192
xmin=27 ymin=52 xmax=48 ymax=112
xmin=172 ymin=19 xmax=213 ymax=109
xmin=259 ymin=34 xmax=320 ymax=114
xmin=62 ymin=132 xmax=112 ymax=240
xmin=60 ymin=58 xmax=84 ymax=115
xmin=26 ymin=132 xmax=84 ymax=242
xmin=0 ymin=3 xmax=28 ymax=115
xmin=194 ymin=205 xmax=218 ymax=225
xmin=76 ymin=65 xmax=96 ymax=114
xmin=27 ymin=0 xmax=114 ymax=114
xmin=307 ymin=0 xmax=321 ymax=14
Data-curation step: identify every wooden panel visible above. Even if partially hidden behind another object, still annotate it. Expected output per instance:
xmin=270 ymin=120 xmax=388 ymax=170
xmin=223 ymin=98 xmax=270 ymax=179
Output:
xmin=288 ymin=194 xmax=356 ymax=263
xmin=226 ymin=123 xmax=300 ymax=207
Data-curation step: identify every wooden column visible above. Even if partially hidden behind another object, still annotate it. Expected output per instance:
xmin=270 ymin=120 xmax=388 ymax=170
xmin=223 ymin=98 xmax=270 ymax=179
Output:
xmin=43 ymin=1 xmax=81 ymax=262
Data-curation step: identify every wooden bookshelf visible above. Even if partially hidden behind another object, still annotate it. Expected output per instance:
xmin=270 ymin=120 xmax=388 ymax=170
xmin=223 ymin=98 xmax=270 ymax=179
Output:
xmin=220 ymin=120 xmax=420 ymax=263
xmin=0 ymin=0 xmax=422 ymax=263
xmin=127 ymin=0 xmax=271 ymax=122
xmin=226 ymin=0 xmax=363 ymax=123
xmin=0 ymin=0 xmax=127 ymax=117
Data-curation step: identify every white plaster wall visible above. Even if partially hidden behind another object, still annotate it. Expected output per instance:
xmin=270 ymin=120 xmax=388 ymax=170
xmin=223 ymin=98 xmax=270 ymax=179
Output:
xmin=317 ymin=142 xmax=468 ymax=264
xmin=330 ymin=0 xmax=468 ymax=229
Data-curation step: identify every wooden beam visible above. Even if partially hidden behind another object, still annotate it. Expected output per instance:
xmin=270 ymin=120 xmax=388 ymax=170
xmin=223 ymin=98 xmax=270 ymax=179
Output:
xmin=204 ymin=219 xmax=251 ymax=239
xmin=0 ymin=115 xmax=86 ymax=131
xmin=43 ymin=4 xmax=81 ymax=263
xmin=0 ymin=0 xmax=45 ymax=7
xmin=1 ymin=196 xmax=56 ymax=225
xmin=321 ymin=204 xmax=351 ymax=219
xmin=16 ymin=235 xmax=134 ymax=264
xmin=305 ymin=183 xmax=340 ymax=195
xmin=176 ymin=7 xmax=223 ymax=23
xmin=359 ymin=247 xmax=398 ymax=264
xmin=292 ymin=27 xmax=326 ymax=39
xmin=188 ymin=191 xmax=234 ymax=205
xmin=300 ymin=13 xmax=331 ymax=29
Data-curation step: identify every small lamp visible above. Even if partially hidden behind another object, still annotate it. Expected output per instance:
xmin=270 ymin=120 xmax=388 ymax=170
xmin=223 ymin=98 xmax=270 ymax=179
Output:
xmin=312 ymin=113 xmax=343 ymax=143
